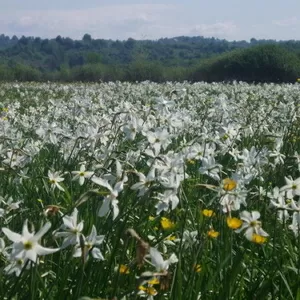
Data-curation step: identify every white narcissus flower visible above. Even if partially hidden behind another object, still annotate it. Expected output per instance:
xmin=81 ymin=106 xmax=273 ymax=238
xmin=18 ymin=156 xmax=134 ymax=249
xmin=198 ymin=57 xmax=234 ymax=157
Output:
xmin=155 ymin=189 xmax=179 ymax=215
xmin=2 ymin=220 xmax=59 ymax=263
xmin=0 ymin=196 xmax=22 ymax=217
xmin=149 ymin=247 xmax=178 ymax=272
xmin=219 ymin=188 xmax=247 ymax=213
xmin=4 ymin=257 xmax=30 ymax=276
xmin=92 ymin=177 xmax=126 ymax=220
xmin=269 ymin=138 xmax=285 ymax=165
xmin=122 ymin=116 xmax=143 ymax=141
xmin=2 ymin=151 xmax=26 ymax=168
xmin=131 ymin=168 xmax=156 ymax=197
xmin=48 ymin=170 xmax=65 ymax=191
xmin=199 ymin=156 xmax=222 ymax=181
xmin=53 ymin=208 xmax=84 ymax=249
xmin=268 ymin=187 xmax=289 ymax=221
xmin=236 ymin=210 xmax=268 ymax=241
xmin=0 ymin=237 xmax=8 ymax=257
xmin=73 ymin=225 xmax=105 ymax=261
xmin=288 ymin=199 xmax=300 ymax=236
xmin=72 ymin=164 xmax=94 ymax=186
xmin=146 ymin=128 xmax=171 ymax=153
xmin=280 ymin=176 xmax=300 ymax=199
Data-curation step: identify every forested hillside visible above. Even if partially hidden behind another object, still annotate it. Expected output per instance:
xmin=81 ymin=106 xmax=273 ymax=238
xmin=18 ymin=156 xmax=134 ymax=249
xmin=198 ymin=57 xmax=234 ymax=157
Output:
xmin=0 ymin=33 xmax=300 ymax=82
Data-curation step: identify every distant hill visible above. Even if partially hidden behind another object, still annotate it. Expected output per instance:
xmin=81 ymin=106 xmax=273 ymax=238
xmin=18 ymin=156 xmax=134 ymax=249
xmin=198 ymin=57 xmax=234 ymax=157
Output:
xmin=0 ymin=33 xmax=300 ymax=82
xmin=191 ymin=44 xmax=300 ymax=83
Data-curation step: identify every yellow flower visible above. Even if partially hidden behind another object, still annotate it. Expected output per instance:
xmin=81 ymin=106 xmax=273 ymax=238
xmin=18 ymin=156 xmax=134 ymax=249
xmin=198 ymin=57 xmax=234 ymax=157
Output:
xmin=148 ymin=277 xmax=160 ymax=285
xmin=194 ymin=264 xmax=202 ymax=272
xmin=160 ymin=217 xmax=175 ymax=230
xmin=223 ymin=178 xmax=237 ymax=191
xmin=251 ymin=234 xmax=267 ymax=244
xmin=207 ymin=229 xmax=219 ymax=238
xmin=187 ymin=159 xmax=196 ymax=165
xmin=148 ymin=216 xmax=155 ymax=221
xmin=227 ymin=217 xmax=243 ymax=229
xmin=138 ymin=285 xmax=158 ymax=296
xmin=119 ymin=264 xmax=130 ymax=274
xmin=202 ymin=209 xmax=215 ymax=217
xmin=165 ymin=235 xmax=176 ymax=241
xmin=222 ymin=134 xmax=229 ymax=141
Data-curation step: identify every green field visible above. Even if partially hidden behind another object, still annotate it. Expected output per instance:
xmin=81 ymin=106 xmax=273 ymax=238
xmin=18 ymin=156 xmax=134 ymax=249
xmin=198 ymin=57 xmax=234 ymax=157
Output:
xmin=1 ymin=81 xmax=300 ymax=299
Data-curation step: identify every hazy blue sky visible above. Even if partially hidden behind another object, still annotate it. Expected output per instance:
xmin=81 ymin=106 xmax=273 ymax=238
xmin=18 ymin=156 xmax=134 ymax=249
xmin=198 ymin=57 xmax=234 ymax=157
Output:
xmin=0 ymin=0 xmax=299 ymax=41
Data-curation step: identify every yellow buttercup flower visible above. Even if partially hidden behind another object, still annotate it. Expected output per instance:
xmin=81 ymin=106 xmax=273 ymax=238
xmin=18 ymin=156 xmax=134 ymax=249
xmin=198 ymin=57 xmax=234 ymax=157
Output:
xmin=165 ymin=235 xmax=176 ymax=241
xmin=194 ymin=264 xmax=202 ymax=272
xmin=148 ymin=277 xmax=160 ymax=285
xmin=138 ymin=285 xmax=157 ymax=296
xmin=252 ymin=234 xmax=267 ymax=244
xmin=207 ymin=229 xmax=220 ymax=238
xmin=160 ymin=217 xmax=175 ymax=230
xmin=202 ymin=209 xmax=215 ymax=217
xmin=227 ymin=217 xmax=243 ymax=229
xmin=223 ymin=178 xmax=237 ymax=191
xmin=119 ymin=264 xmax=130 ymax=274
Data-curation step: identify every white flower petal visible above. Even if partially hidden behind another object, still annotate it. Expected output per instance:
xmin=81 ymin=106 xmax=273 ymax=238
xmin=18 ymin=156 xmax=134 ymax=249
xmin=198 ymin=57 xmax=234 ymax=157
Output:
xmin=98 ymin=198 xmax=111 ymax=217
xmin=34 ymin=222 xmax=51 ymax=241
xmin=2 ymin=228 xmax=22 ymax=243
xmin=91 ymin=248 xmax=104 ymax=260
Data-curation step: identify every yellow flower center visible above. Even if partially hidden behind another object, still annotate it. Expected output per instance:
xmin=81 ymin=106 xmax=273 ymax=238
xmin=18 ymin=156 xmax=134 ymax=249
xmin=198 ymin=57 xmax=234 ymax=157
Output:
xmin=86 ymin=243 xmax=92 ymax=250
xmin=17 ymin=259 xmax=24 ymax=266
xmin=24 ymin=241 xmax=33 ymax=250
xmin=187 ymin=159 xmax=196 ymax=164
xmin=250 ymin=220 xmax=260 ymax=227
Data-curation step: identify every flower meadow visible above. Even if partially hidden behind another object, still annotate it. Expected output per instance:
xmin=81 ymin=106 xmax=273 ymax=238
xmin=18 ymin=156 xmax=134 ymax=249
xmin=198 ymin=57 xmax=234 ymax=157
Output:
xmin=1 ymin=81 xmax=300 ymax=299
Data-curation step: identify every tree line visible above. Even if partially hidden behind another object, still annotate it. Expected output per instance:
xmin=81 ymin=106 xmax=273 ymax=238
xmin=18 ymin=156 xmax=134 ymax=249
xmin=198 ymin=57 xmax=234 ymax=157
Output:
xmin=0 ymin=33 xmax=300 ymax=83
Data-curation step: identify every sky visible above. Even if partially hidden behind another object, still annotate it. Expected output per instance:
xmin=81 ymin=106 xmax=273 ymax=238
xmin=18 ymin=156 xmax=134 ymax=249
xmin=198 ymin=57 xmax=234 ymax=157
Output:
xmin=0 ymin=0 xmax=300 ymax=41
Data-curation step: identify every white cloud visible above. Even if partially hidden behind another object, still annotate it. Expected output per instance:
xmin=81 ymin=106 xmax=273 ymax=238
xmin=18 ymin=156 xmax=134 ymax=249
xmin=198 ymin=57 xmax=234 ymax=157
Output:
xmin=273 ymin=17 xmax=299 ymax=27
xmin=189 ymin=22 xmax=238 ymax=39
xmin=0 ymin=4 xmax=174 ymax=39
xmin=0 ymin=4 xmax=240 ymax=40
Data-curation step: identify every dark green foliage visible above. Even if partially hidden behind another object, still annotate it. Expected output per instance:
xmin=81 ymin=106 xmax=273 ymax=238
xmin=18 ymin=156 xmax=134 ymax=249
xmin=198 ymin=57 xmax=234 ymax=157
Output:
xmin=0 ymin=34 xmax=300 ymax=82
xmin=191 ymin=44 xmax=300 ymax=83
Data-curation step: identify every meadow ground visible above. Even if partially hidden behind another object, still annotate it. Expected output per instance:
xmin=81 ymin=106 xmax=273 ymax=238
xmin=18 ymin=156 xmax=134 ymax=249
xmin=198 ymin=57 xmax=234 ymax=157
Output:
xmin=1 ymin=81 xmax=300 ymax=299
